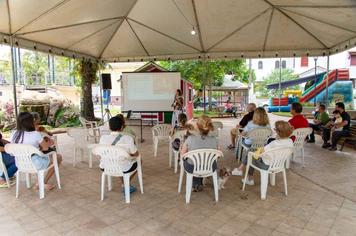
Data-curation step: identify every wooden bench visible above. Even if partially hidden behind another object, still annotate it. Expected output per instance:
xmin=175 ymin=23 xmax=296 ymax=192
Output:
xmin=216 ymin=106 xmax=234 ymax=118
xmin=339 ymin=125 xmax=356 ymax=151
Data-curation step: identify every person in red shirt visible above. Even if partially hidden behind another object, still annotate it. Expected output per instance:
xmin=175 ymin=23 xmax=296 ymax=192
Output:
xmin=288 ymin=102 xmax=308 ymax=129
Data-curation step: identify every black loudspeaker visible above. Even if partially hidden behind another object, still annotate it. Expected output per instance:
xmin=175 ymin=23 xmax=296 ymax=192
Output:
xmin=101 ymin=73 xmax=112 ymax=90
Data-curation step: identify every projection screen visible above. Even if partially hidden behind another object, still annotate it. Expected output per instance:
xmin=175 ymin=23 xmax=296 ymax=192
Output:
xmin=122 ymin=72 xmax=181 ymax=111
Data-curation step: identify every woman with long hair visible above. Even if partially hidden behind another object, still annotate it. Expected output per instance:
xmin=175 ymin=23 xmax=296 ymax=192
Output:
xmin=232 ymin=107 xmax=270 ymax=176
xmin=180 ymin=115 xmax=219 ymax=192
xmin=171 ymin=89 xmax=184 ymax=127
xmin=10 ymin=112 xmax=62 ymax=190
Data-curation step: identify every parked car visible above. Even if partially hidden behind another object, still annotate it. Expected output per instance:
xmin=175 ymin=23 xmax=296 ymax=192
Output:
xmin=194 ymin=97 xmax=218 ymax=109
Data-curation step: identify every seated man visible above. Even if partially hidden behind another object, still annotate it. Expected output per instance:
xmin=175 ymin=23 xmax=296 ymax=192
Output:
xmin=227 ymin=103 xmax=256 ymax=149
xmin=322 ymin=102 xmax=350 ymax=151
xmin=289 ymin=102 xmax=308 ymax=129
xmin=308 ymin=104 xmax=329 ymax=143
xmin=99 ymin=116 xmax=139 ymax=193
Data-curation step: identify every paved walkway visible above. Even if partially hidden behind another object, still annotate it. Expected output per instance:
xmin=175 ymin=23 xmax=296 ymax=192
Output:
xmin=0 ymin=114 xmax=355 ymax=235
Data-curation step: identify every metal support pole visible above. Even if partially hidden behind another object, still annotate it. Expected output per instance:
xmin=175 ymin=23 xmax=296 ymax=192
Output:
xmin=248 ymin=58 xmax=252 ymax=104
xmin=313 ymin=57 xmax=318 ymax=106
xmin=203 ymin=57 xmax=207 ymax=113
xmin=10 ymin=37 xmax=19 ymax=118
xmin=17 ymin=47 xmax=22 ymax=84
xmin=326 ymin=55 xmax=330 ymax=108
xmin=278 ymin=58 xmax=282 ymax=112
xmin=98 ymin=70 xmax=104 ymax=121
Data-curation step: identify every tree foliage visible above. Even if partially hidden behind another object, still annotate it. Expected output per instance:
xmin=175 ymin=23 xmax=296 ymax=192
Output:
xmin=72 ymin=59 xmax=105 ymax=120
xmin=255 ymin=69 xmax=298 ymax=97
xmin=21 ymin=50 xmax=48 ymax=85
xmin=159 ymin=59 xmax=251 ymax=89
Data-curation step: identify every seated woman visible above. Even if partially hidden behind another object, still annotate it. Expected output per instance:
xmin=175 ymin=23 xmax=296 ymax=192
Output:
xmin=180 ymin=115 xmax=219 ymax=192
xmin=0 ymin=132 xmax=17 ymax=187
xmin=224 ymin=99 xmax=237 ymax=118
xmin=117 ymin=114 xmax=136 ymax=138
xmin=99 ymin=116 xmax=139 ymax=193
xmin=10 ymin=112 xmax=62 ymax=190
xmin=241 ymin=121 xmax=294 ymax=185
xmin=232 ymin=107 xmax=270 ymax=176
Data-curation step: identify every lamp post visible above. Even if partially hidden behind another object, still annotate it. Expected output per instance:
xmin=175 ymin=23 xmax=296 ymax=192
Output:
xmin=313 ymin=57 xmax=318 ymax=106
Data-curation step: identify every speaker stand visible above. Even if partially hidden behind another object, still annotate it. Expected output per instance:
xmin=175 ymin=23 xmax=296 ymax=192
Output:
xmin=103 ymin=106 xmax=112 ymax=122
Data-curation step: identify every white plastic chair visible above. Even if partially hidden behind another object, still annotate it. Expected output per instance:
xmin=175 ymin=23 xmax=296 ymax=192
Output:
xmin=92 ymin=145 xmax=143 ymax=204
xmin=178 ymin=149 xmax=223 ymax=203
xmin=287 ymin=128 xmax=312 ymax=168
xmin=237 ymin=127 xmax=272 ymax=162
xmin=79 ymin=117 xmax=100 ymax=143
xmin=152 ymin=124 xmax=171 ymax=157
xmin=0 ymin=152 xmax=11 ymax=188
xmin=67 ymin=128 xmax=93 ymax=168
xmin=52 ymin=135 xmax=59 ymax=153
xmin=211 ymin=121 xmax=223 ymax=137
xmin=243 ymin=147 xmax=294 ymax=200
xmin=4 ymin=144 xmax=61 ymax=199
xmin=168 ymin=130 xmax=186 ymax=173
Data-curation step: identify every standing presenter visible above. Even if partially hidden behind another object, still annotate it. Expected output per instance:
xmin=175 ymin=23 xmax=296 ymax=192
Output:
xmin=171 ymin=89 xmax=184 ymax=127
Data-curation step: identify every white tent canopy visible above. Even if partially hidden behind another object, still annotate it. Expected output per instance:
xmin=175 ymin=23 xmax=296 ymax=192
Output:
xmin=1 ymin=0 xmax=356 ymax=61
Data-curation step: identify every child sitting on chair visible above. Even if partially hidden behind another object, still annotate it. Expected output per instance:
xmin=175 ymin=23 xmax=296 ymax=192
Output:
xmin=328 ymin=110 xmax=343 ymax=144
xmin=170 ymin=113 xmax=193 ymax=151
xmin=234 ymin=121 xmax=294 ymax=186
xmin=32 ymin=112 xmax=56 ymax=152
xmin=99 ymin=116 xmax=139 ymax=194
xmin=331 ymin=110 xmax=343 ymax=132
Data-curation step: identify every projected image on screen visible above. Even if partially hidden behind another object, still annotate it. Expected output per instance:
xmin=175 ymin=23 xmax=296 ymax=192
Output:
xmin=127 ymin=74 xmax=176 ymax=100
xmin=122 ymin=72 xmax=181 ymax=111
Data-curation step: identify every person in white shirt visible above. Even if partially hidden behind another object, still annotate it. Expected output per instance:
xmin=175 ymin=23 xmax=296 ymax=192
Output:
xmin=234 ymin=120 xmax=294 ymax=186
xmin=99 ymin=116 xmax=139 ymax=193
xmin=10 ymin=112 xmax=62 ymax=190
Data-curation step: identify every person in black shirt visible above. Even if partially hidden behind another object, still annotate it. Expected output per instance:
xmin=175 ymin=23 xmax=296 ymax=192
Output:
xmin=322 ymin=102 xmax=351 ymax=151
xmin=227 ymin=103 xmax=256 ymax=149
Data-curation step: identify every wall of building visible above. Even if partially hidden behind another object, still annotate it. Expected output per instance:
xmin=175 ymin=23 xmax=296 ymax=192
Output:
xmin=251 ymin=47 xmax=356 ymax=82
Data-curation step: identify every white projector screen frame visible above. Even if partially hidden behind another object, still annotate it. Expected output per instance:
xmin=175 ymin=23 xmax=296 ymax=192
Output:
xmin=122 ymin=72 xmax=181 ymax=112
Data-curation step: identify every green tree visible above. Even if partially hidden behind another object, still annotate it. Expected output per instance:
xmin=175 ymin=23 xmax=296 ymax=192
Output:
xmin=21 ymin=50 xmax=48 ymax=85
xmin=0 ymin=59 xmax=11 ymax=84
xmin=72 ymin=59 xmax=105 ymax=120
xmin=256 ymin=69 xmax=298 ymax=97
xmin=159 ymin=59 xmax=250 ymax=110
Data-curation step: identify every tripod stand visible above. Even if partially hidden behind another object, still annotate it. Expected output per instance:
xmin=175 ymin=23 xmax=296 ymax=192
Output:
xmin=103 ymin=105 xmax=112 ymax=122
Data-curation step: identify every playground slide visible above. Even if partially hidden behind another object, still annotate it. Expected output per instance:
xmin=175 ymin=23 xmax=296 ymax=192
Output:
xmin=299 ymin=69 xmax=349 ymax=103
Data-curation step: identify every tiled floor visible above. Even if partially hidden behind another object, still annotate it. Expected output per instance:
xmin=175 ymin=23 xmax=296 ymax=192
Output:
xmin=1 ymin=114 xmax=355 ymax=236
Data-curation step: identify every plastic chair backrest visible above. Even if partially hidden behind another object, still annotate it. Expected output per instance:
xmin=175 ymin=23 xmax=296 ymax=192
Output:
xmin=292 ymin=128 xmax=312 ymax=149
xmin=260 ymin=147 xmax=294 ymax=172
xmin=5 ymin=144 xmax=42 ymax=173
xmin=182 ymin=149 xmax=223 ymax=177
xmin=212 ymin=121 xmax=223 ymax=130
xmin=93 ymin=145 xmax=130 ymax=176
xmin=67 ymin=128 xmax=89 ymax=147
xmin=79 ymin=117 xmax=87 ymax=127
xmin=0 ymin=152 xmax=8 ymax=176
xmin=152 ymin=124 xmax=171 ymax=137
xmin=247 ymin=127 xmax=272 ymax=149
